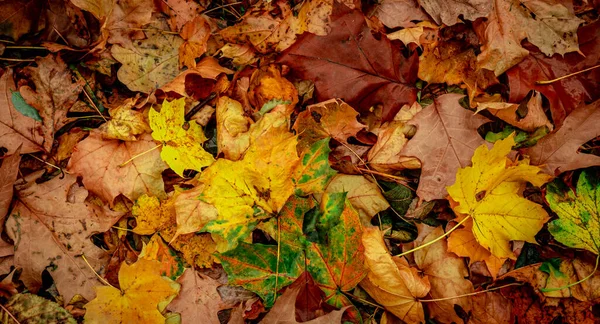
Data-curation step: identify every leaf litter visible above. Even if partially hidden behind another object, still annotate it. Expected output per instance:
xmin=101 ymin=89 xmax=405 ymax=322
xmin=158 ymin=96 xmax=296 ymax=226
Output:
xmin=0 ymin=0 xmax=599 ymax=323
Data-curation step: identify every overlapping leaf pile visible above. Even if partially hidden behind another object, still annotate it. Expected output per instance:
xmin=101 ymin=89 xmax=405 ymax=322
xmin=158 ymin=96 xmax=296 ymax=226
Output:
xmin=0 ymin=0 xmax=600 ymax=322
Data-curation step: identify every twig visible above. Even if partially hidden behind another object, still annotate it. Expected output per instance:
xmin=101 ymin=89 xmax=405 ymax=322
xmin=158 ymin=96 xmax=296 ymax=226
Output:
xmin=536 ymin=64 xmax=600 ymax=85
xmin=356 ymin=167 xmax=411 ymax=186
xmin=0 ymin=58 xmax=35 ymax=62
xmin=5 ymin=46 xmax=47 ymax=50
xmin=185 ymin=92 xmax=217 ymax=121
xmin=202 ymin=2 xmax=243 ymax=15
xmin=80 ymin=254 xmax=116 ymax=289
xmin=0 ymin=303 xmax=20 ymax=324
xmin=118 ymin=144 xmax=162 ymax=167
xmin=419 ymin=283 xmax=523 ymax=302
xmin=395 ymin=216 xmax=472 ymax=257
xmin=27 ymin=154 xmax=69 ymax=174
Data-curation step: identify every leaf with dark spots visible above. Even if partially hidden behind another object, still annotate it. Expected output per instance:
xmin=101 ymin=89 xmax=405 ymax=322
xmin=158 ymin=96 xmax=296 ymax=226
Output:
xmin=278 ymin=6 xmax=419 ymax=121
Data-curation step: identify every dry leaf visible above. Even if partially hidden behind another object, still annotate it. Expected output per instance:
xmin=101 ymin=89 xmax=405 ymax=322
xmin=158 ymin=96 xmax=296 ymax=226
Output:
xmin=167 ymin=268 xmax=226 ymax=324
xmin=160 ymin=57 xmax=233 ymax=96
xmin=371 ymin=0 xmax=429 ymax=28
xmin=324 ymin=174 xmax=389 ymax=225
xmin=470 ymin=292 xmax=513 ymax=324
xmin=99 ymin=96 xmax=150 ymax=141
xmin=417 ymin=0 xmax=491 ymax=25
xmin=172 ymin=185 xmax=218 ymax=237
xmin=0 ymin=148 xmax=21 ymax=228
xmin=476 ymin=91 xmax=553 ymax=132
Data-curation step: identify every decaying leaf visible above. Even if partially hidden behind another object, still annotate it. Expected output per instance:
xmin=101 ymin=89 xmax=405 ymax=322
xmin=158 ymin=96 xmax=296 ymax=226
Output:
xmin=370 ymin=0 xmax=429 ymax=29
xmin=172 ymin=185 xmax=218 ymax=237
xmin=4 ymin=293 xmax=76 ymax=323
xmin=99 ymin=97 xmax=150 ymax=141
xmin=84 ymin=259 xmax=180 ymax=323
xmin=324 ymin=174 xmax=389 ymax=225
xmin=149 ymin=98 xmax=215 ymax=177
xmin=68 ymin=131 xmax=168 ymax=206
xmin=476 ymin=91 xmax=553 ymax=132
xmin=292 ymin=138 xmax=337 ymax=196
xmin=400 ymin=93 xmax=489 ymax=201
xmin=418 ymin=0 xmax=491 ymax=26
xmin=447 ymin=134 xmax=551 ymax=259
xmin=139 ymin=234 xmax=185 ymax=279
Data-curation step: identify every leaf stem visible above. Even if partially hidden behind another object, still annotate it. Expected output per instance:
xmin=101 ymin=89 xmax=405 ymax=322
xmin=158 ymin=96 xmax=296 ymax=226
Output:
xmin=342 ymin=291 xmax=382 ymax=309
xmin=356 ymin=167 xmax=411 ymax=186
xmin=80 ymin=254 xmax=116 ymax=289
xmin=540 ymin=254 xmax=600 ymax=292
xmin=275 ymin=217 xmax=281 ymax=298
xmin=118 ymin=144 xmax=162 ymax=168
xmin=419 ymin=283 xmax=523 ymax=302
xmin=0 ymin=58 xmax=35 ymax=62
xmin=185 ymin=92 xmax=217 ymax=121
xmin=536 ymin=64 xmax=600 ymax=85
xmin=0 ymin=303 xmax=21 ymax=324
xmin=395 ymin=216 xmax=471 ymax=257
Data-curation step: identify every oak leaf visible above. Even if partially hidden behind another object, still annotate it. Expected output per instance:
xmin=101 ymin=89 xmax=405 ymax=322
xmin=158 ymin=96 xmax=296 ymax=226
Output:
xmin=370 ymin=0 xmax=429 ymax=29
xmin=414 ymin=225 xmax=473 ymax=324
xmin=475 ymin=0 xmax=584 ymax=76
xmin=111 ymin=29 xmax=183 ymax=93
xmin=150 ymin=98 xmax=215 ymax=177
xmin=167 ymin=268 xmax=227 ymax=324
xmin=279 ymin=7 xmax=419 ymax=120
xmin=84 ymin=259 xmax=180 ymax=324
xmin=68 ymin=131 xmax=168 ymax=206
xmin=400 ymin=93 xmax=489 ymax=201
xmin=324 ymin=174 xmax=389 ymax=225
xmin=360 ymin=227 xmax=430 ymax=323
xmin=5 ymin=174 xmax=124 ymax=302
xmin=417 ymin=0 xmax=491 ymax=25
xmin=447 ymin=134 xmax=551 ymax=259
xmin=0 ymin=69 xmax=43 ymax=154
xmin=19 ymin=55 xmax=84 ymax=152
xmin=523 ymin=100 xmax=600 ymax=175
xmin=546 ymin=170 xmax=600 ymax=255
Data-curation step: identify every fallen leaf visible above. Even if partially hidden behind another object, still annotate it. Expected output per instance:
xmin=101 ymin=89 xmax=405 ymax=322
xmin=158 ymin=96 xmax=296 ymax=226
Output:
xmin=179 ymin=16 xmax=211 ymax=69
xmin=4 ymin=293 xmax=76 ymax=323
xmin=219 ymin=44 xmax=258 ymax=66
xmin=400 ymin=93 xmax=490 ymax=201
xmin=166 ymin=232 xmax=217 ymax=268
xmin=360 ymin=227 xmax=430 ymax=323
xmin=132 ymin=194 xmax=173 ymax=235
xmin=98 ymin=96 xmax=150 ymax=141
xmin=216 ymin=96 xmax=251 ymax=160
xmin=387 ymin=22 xmax=437 ymax=46
xmin=414 ymin=225 xmax=473 ymax=324
xmin=0 ymin=148 xmax=21 ymax=228
xmin=5 ymin=174 xmax=124 ymax=302
xmin=476 ymin=91 xmax=553 ymax=132
xmin=172 ymin=185 xmax=218 ymax=237
xmin=279 ymin=7 xmax=419 ymax=120
xmin=139 ymin=234 xmax=185 ymax=280
xmin=523 ymin=100 xmax=600 ymax=175
xmin=370 ymin=0 xmax=429 ymax=28
xmin=0 ymin=69 xmax=43 ymax=154
xmin=324 ymin=174 xmax=389 ymax=225
xmin=261 ymin=283 xmax=349 ymax=324
xmin=84 ymin=259 xmax=180 ymax=324
xmin=546 ymin=169 xmax=600 ymax=255
xmin=447 ymin=134 xmax=551 ymax=259
xmin=470 ymin=292 xmax=513 ymax=324
xmin=288 ymin=272 xmax=338 ymax=322
xmin=417 ymin=0 xmax=491 ymax=25
xmin=56 ymin=128 xmax=86 ymax=161
xmin=160 ymin=0 xmax=204 ymax=32
xmin=0 ymin=0 xmax=44 ymax=41
xmin=68 ymin=131 xmax=167 ymax=206
xmin=248 ymin=64 xmax=298 ymax=115
xmin=111 ymin=29 xmax=183 ymax=93
xmin=475 ymin=0 xmax=584 ymax=76
xmin=167 ymin=268 xmax=227 ymax=324
xmin=149 ymin=98 xmax=215 ymax=177
xmin=160 ymin=57 xmax=233 ymax=97
xmin=19 ymin=55 xmax=84 ymax=152
xmin=292 ymin=138 xmax=337 ymax=196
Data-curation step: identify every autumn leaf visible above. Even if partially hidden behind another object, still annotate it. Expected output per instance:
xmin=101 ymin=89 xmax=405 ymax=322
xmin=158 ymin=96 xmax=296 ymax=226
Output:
xmin=400 ymin=93 xmax=489 ymax=201
xmin=279 ymin=6 xmax=418 ymax=120
xmin=324 ymin=174 xmax=389 ymax=225
xmin=138 ymin=234 xmax=185 ymax=279
xmin=68 ymin=131 xmax=168 ymax=206
xmin=149 ymin=98 xmax=215 ymax=177
xmin=160 ymin=57 xmax=234 ymax=97
xmin=475 ymin=0 xmax=583 ymax=76
xmin=546 ymin=170 xmax=600 ymax=255
xmin=360 ymin=227 xmax=430 ymax=323
xmin=0 ymin=0 xmax=44 ymax=41
xmin=178 ymin=16 xmax=211 ymax=69
xmin=524 ymin=100 xmax=600 ymax=175
xmin=476 ymin=91 xmax=553 ymax=132
xmin=84 ymin=259 xmax=180 ymax=324
xmin=112 ymin=28 xmax=183 ymax=93
xmin=418 ymin=0 xmax=491 ymax=26
xmin=215 ymin=96 xmax=251 ymax=160
xmin=132 ymin=194 xmax=172 ymax=235
xmin=292 ymin=138 xmax=337 ymax=196
xmin=172 ymin=185 xmax=218 ymax=237
xmin=3 ymin=293 xmax=76 ymax=323
xmin=5 ymin=174 xmax=124 ymax=302
xmin=98 ymin=96 xmax=150 ymax=141
xmin=248 ymin=64 xmax=298 ymax=115
xmin=370 ymin=0 xmax=429 ymax=29
xmin=414 ymin=225 xmax=473 ymax=323
xmin=0 ymin=148 xmax=21 ymax=229
xmin=167 ymin=268 xmax=228 ymax=324
xmin=0 ymin=69 xmax=43 ymax=154
xmin=447 ymin=134 xmax=552 ymax=259
xmin=470 ymin=292 xmax=514 ymax=324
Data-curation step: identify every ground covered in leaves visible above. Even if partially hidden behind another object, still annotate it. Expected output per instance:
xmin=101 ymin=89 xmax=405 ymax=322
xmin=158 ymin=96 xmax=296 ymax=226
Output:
xmin=0 ymin=0 xmax=600 ymax=323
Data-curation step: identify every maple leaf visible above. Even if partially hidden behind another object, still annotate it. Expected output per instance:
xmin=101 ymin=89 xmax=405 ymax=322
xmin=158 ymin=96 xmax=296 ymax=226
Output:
xmin=149 ymin=98 xmax=215 ymax=177
xmin=292 ymin=138 xmax=337 ymax=196
xmin=19 ymin=55 xmax=84 ymax=152
xmin=178 ymin=16 xmax=211 ymax=69
xmin=325 ymin=174 xmax=389 ymax=225
xmin=278 ymin=6 xmax=418 ymax=120
xmin=216 ymin=96 xmax=252 ymax=160
xmin=219 ymin=44 xmax=258 ymax=66
xmin=546 ymin=170 xmax=600 ymax=255
xmin=476 ymin=91 xmax=553 ymax=132
xmin=4 ymin=293 xmax=76 ymax=323
xmin=0 ymin=148 xmax=21 ymax=229
xmin=139 ymin=234 xmax=185 ymax=280
xmin=414 ymin=225 xmax=473 ymax=324
xmin=68 ymin=131 xmax=168 ymax=207
xmin=261 ymin=283 xmax=349 ymax=323
xmin=447 ymin=134 xmax=552 ymax=259
xmin=360 ymin=227 xmax=430 ymax=323
xmin=111 ymin=28 xmax=183 ymax=93
xmin=0 ymin=0 xmax=43 ymax=41
xmin=387 ymin=21 xmax=438 ymax=47
xmin=167 ymin=268 xmax=228 ymax=324
xmin=470 ymin=292 xmax=514 ymax=324
xmin=475 ymin=0 xmax=584 ymax=76
xmin=5 ymin=174 xmax=124 ymax=302
xmin=248 ymin=64 xmax=299 ymax=115
xmin=418 ymin=0 xmax=491 ymax=25
xmin=172 ymin=185 xmax=218 ymax=237
xmin=370 ymin=0 xmax=429 ymax=29
xmin=98 ymin=97 xmax=150 ymax=141
xmin=523 ymin=100 xmax=600 ymax=175
xmin=0 ymin=69 xmax=43 ymax=154
xmin=84 ymin=259 xmax=180 ymax=323
xmin=400 ymin=93 xmax=490 ymax=201
xmin=160 ymin=57 xmax=234 ymax=97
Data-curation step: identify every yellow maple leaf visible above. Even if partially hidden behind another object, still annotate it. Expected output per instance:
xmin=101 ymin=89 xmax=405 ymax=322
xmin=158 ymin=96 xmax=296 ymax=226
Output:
xmin=149 ymin=98 xmax=215 ymax=177
xmin=447 ymin=134 xmax=552 ymax=259
xmin=132 ymin=194 xmax=173 ymax=235
xmin=84 ymin=259 xmax=180 ymax=324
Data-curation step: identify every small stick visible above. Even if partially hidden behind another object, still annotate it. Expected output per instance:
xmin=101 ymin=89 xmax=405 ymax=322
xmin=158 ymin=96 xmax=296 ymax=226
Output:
xmin=202 ymin=2 xmax=243 ymax=15
xmin=419 ymin=283 xmax=523 ymax=302
xmin=395 ymin=216 xmax=471 ymax=257
xmin=0 ymin=303 xmax=21 ymax=324
xmin=536 ymin=64 xmax=600 ymax=85
xmin=80 ymin=254 xmax=116 ymax=289
xmin=5 ymin=46 xmax=47 ymax=50
xmin=0 ymin=58 xmax=34 ymax=62
xmin=118 ymin=144 xmax=162 ymax=167
xmin=356 ymin=167 xmax=411 ymax=186
xmin=185 ymin=92 xmax=217 ymax=121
